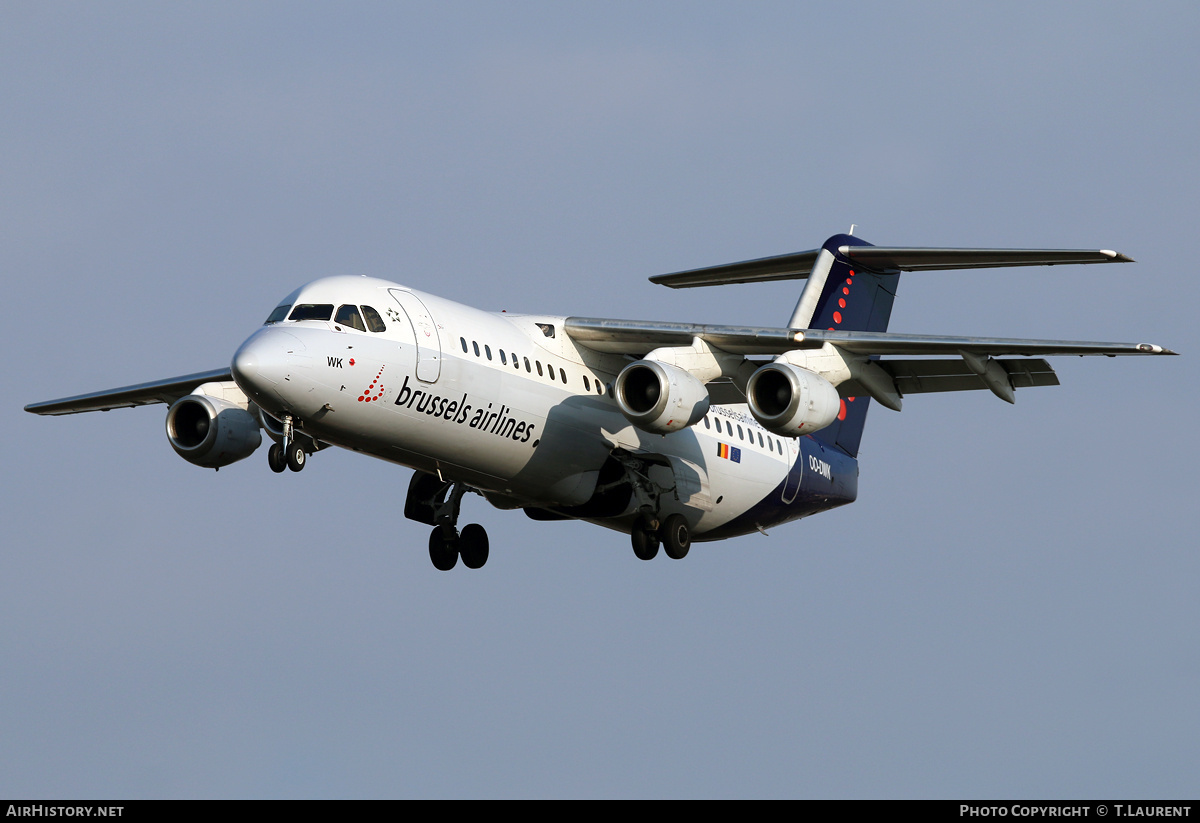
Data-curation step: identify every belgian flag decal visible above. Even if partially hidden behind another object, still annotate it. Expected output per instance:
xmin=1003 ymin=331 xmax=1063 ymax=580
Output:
xmin=717 ymin=442 xmax=741 ymax=463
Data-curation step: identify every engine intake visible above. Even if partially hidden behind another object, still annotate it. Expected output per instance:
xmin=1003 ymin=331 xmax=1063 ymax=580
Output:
xmin=614 ymin=360 xmax=710 ymax=435
xmin=166 ymin=394 xmax=262 ymax=468
xmin=746 ymin=362 xmax=840 ymax=437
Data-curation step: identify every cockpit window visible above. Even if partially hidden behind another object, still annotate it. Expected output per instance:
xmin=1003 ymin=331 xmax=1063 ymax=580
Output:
xmin=265 ymin=304 xmax=292 ymax=324
xmin=335 ymin=304 xmax=366 ymax=332
xmin=361 ymin=305 xmax=386 ymax=333
xmin=289 ymin=304 xmax=334 ymax=321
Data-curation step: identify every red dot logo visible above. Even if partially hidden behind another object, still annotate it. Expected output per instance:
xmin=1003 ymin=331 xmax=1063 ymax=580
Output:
xmin=357 ymin=366 xmax=386 ymax=401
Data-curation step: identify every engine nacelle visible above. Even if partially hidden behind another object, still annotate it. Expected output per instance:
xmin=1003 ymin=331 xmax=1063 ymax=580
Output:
xmin=614 ymin=360 xmax=711 ymax=435
xmin=166 ymin=394 xmax=262 ymax=468
xmin=746 ymin=362 xmax=841 ymax=437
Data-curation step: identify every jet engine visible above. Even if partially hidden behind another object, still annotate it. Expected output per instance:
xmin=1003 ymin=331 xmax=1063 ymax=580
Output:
xmin=166 ymin=394 xmax=262 ymax=469
xmin=746 ymin=362 xmax=841 ymax=437
xmin=614 ymin=360 xmax=710 ymax=435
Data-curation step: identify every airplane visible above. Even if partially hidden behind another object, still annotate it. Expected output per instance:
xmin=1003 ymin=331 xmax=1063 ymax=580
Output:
xmin=25 ymin=232 xmax=1176 ymax=570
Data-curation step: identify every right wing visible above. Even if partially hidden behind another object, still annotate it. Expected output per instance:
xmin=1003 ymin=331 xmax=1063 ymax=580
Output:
xmin=563 ymin=317 xmax=1174 ymax=358
xmin=564 ymin=318 xmax=1174 ymax=404
xmin=25 ymin=369 xmax=233 ymax=416
xmin=700 ymin=358 xmax=1062 ymax=404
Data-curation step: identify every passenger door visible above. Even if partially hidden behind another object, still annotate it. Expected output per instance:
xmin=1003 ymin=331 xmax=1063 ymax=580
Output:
xmin=388 ymin=289 xmax=442 ymax=383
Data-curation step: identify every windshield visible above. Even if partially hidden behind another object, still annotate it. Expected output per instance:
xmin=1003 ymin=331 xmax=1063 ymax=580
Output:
xmin=288 ymin=304 xmax=334 ymax=321
xmin=335 ymin=304 xmax=366 ymax=332
xmin=264 ymin=304 xmax=292 ymax=324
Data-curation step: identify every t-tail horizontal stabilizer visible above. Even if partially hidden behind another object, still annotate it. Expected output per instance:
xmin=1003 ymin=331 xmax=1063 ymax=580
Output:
xmin=650 ymin=244 xmax=1133 ymax=288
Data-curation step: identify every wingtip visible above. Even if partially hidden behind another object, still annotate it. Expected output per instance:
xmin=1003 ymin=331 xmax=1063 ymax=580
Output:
xmin=1101 ymin=250 xmax=1135 ymax=263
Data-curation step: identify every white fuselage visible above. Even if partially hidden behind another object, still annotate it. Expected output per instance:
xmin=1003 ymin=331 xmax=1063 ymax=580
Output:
xmin=232 ymin=275 xmax=838 ymax=538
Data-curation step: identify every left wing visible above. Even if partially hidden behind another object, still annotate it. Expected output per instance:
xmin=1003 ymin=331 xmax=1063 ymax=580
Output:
xmin=25 ymin=368 xmax=233 ymax=416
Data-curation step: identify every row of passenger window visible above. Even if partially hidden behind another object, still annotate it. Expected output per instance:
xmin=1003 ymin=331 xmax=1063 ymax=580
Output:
xmin=265 ymin=303 xmax=387 ymax=333
xmin=703 ymin=414 xmax=785 ymax=455
xmin=459 ymin=334 xmax=786 ymax=454
xmin=460 ymin=337 xmax=608 ymax=396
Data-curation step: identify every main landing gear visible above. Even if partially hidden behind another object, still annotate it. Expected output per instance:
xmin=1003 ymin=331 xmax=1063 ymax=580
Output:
xmin=267 ymin=415 xmax=309 ymax=473
xmin=406 ymin=471 xmax=489 ymax=571
xmin=631 ymin=512 xmax=691 ymax=561
xmin=610 ymin=449 xmax=692 ymax=562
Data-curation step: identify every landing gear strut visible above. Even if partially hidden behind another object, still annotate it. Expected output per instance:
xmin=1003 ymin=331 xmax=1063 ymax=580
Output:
xmin=406 ymin=471 xmax=489 ymax=571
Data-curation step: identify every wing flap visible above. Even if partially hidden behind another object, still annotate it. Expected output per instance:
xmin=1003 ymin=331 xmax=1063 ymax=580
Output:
xmin=877 ymin=358 xmax=1060 ymax=396
xmin=25 ymin=368 xmax=233 ymax=416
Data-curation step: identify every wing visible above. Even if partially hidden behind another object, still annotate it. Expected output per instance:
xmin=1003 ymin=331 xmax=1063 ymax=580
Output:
xmin=702 ymin=359 xmax=1063 ymax=403
xmin=25 ymin=368 xmax=233 ymax=416
xmin=563 ymin=318 xmax=1174 ymax=357
xmin=563 ymin=317 xmax=1173 ymax=402
xmin=650 ymin=247 xmax=1133 ymax=288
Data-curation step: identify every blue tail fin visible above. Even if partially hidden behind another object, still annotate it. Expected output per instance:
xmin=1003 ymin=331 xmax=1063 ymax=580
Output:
xmin=803 ymin=234 xmax=901 ymax=458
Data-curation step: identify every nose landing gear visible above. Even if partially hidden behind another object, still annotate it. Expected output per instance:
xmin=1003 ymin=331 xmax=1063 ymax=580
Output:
xmin=267 ymin=414 xmax=309 ymax=473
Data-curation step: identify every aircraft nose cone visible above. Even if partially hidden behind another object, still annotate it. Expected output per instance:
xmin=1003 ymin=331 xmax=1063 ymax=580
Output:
xmin=231 ymin=329 xmax=305 ymax=394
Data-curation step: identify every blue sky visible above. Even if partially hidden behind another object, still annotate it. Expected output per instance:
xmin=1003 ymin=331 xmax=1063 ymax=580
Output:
xmin=2 ymin=2 xmax=1196 ymax=798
